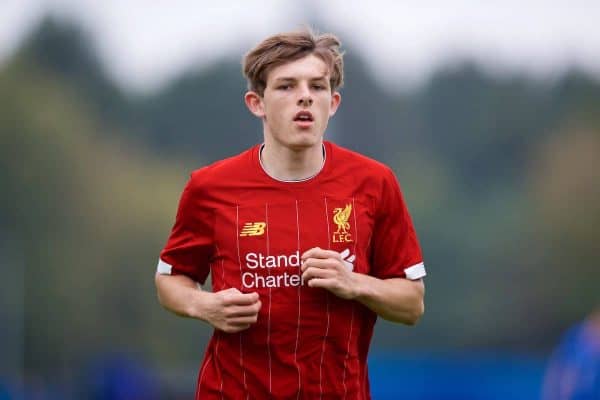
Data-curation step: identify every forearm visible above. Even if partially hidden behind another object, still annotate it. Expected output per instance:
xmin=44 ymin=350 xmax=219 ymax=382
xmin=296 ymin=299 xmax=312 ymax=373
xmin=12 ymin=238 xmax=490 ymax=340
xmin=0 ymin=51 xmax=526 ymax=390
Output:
xmin=353 ymin=275 xmax=425 ymax=325
xmin=154 ymin=273 xmax=213 ymax=321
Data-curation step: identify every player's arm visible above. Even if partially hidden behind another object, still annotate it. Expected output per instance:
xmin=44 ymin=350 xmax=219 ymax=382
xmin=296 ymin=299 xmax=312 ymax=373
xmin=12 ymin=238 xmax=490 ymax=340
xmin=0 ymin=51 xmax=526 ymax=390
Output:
xmin=156 ymin=173 xmax=262 ymax=333
xmin=155 ymin=273 xmax=261 ymax=333
xmin=350 ymin=274 xmax=424 ymax=325
xmin=301 ymin=247 xmax=424 ymax=325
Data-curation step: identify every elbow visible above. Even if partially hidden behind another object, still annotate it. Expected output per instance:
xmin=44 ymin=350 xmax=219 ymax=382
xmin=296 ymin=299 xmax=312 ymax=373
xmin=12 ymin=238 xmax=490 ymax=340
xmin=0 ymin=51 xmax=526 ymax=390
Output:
xmin=402 ymin=281 xmax=425 ymax=325
xmin=385 ymin=298 xmax=424 ymax=326
xmin=383 ymin=279 xmax=425 ymax=325
xmin=403 ymin=299 xmax=425 ymax=326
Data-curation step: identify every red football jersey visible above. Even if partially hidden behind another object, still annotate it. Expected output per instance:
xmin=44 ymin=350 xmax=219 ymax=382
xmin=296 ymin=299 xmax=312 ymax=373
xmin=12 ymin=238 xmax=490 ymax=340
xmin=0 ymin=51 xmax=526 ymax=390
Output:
xmin=158 ymin=141 xmax=425 ymax=399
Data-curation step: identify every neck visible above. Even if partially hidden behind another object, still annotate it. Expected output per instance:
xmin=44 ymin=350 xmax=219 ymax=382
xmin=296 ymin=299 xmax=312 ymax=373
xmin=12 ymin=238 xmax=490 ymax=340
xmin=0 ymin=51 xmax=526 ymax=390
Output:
xmin=260 ymin=139 xmax=325 ymax=182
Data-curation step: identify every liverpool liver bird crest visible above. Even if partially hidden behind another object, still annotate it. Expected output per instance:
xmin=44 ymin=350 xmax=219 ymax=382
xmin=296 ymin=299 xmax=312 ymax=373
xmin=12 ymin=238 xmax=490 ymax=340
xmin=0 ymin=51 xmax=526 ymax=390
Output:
xmin=333 ymin=204 xmax=352 ymax=234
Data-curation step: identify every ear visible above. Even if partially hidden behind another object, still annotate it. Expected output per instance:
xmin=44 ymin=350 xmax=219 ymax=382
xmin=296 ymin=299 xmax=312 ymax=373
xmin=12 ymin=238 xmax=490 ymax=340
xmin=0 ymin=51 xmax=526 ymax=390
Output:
xmin=329 ymin=91 xmax=341 ymax=117
xmin=244 ymin=91 xmax=265 ymax=118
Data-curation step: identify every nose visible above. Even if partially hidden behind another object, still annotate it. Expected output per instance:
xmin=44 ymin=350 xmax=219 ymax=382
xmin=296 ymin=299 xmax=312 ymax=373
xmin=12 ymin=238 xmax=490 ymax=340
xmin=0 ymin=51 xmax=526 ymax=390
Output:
xmin=297 ymin=84 xmax=313 ymax=107
xmin=297 ymin=96 xmax=313 ymax=107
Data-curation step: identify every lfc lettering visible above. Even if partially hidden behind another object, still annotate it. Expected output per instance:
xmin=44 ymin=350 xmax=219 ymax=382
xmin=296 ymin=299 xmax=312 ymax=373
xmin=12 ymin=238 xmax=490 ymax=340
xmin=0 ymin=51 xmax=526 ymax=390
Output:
xmin=333 ymin=233 xmax=352 ymax=243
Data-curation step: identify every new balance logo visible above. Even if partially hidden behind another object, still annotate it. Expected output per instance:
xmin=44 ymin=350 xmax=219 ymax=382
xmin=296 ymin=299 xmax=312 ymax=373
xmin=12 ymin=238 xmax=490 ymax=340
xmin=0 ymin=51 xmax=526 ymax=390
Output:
xmin=240 ymin=222 xmax=266 ymax=237
xmin=340 ymin=248 xmax=356 ymax=271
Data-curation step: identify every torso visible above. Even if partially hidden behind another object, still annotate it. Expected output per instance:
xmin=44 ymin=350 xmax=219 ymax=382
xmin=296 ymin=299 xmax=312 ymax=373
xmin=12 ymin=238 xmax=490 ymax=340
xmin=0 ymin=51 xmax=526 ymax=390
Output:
xmin=181 ymin=142 xmax=414 ymax=399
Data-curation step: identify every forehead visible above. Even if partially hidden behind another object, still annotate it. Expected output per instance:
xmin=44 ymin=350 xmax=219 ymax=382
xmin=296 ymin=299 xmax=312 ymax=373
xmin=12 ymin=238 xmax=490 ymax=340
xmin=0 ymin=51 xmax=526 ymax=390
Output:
xmin=266 ymin=54 xmax=330 ymax=82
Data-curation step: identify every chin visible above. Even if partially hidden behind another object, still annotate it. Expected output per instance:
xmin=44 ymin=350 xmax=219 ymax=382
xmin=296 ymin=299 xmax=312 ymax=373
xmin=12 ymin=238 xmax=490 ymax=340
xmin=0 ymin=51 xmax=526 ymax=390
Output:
xmin=269 ymin=126 xmax=323 ymax=150
xmin=287 ymin=135 xmax=322 ymax=150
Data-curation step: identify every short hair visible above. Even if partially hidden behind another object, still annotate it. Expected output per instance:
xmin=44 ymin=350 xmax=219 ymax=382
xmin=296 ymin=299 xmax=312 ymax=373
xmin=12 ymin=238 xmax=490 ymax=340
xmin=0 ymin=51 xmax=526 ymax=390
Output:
xmin=242 ymin=28 xmax=344 ymax=97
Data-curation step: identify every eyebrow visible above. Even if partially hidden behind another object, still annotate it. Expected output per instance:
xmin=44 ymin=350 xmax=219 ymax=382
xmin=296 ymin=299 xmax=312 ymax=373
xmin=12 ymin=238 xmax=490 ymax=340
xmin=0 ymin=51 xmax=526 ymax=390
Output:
xmin=274 ymin=76 xmax=328 ymax=83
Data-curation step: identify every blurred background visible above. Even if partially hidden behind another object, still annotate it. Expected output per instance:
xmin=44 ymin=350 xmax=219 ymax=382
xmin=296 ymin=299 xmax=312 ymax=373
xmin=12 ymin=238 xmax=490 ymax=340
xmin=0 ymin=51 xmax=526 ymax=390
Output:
xmin=1 ymin=1 xmax=600 ymax=399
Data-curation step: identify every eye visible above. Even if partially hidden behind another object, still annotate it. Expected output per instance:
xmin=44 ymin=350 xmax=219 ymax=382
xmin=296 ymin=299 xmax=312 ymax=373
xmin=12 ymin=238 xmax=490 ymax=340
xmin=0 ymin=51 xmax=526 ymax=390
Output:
xmin=312 ymin=84 xmax=325 ymax=90
xmin=277 ymin=84 xmax=292 ymax=90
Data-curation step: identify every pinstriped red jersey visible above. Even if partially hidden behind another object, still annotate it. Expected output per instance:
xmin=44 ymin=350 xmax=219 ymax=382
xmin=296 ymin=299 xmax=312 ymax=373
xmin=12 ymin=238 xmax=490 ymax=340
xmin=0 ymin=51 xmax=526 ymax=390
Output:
xmin=158 ymin=141 xmax=426 ymax=399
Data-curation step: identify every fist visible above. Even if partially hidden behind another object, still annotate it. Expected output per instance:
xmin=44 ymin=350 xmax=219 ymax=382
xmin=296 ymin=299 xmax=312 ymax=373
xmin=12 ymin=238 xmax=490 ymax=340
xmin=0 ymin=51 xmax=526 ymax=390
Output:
xmin=206 ymin=288 xmax=262 ymax=333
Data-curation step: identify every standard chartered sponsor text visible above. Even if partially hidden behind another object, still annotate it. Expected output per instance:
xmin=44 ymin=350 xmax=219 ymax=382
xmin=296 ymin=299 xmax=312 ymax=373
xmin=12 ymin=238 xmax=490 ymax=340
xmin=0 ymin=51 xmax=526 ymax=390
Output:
xmin=243 ymin=251 xmax=305 ymax=289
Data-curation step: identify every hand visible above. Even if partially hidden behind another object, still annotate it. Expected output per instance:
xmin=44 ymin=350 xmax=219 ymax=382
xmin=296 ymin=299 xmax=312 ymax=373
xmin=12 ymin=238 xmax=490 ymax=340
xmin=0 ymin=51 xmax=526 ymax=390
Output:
xmin=202 ymin=288 xmax=261 ymax=333
xmin=301 ymin=247 xmax=358 ymax=300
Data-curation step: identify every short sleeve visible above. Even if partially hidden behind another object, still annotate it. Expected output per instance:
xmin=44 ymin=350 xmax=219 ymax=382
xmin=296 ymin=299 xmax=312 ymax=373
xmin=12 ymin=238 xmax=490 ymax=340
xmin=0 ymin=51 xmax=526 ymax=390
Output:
xmin=369 ymin=167 xmax=425 ymax=280
xmin=157 ymin=174 xmax=214 ymax=284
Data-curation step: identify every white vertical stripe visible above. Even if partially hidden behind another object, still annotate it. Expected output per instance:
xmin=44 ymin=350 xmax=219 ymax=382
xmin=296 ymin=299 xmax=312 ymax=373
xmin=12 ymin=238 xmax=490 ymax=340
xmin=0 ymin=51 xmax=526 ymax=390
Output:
xmin=324 ymin=198 xmax=331 ymax=248
xmin=342 ymin=306 xmax=354 ymax=399
xmin=319 ymin=299 xmax=331 ymax=400
xmin=265 ymin=203 xmax=272 ymax=394
xmin=351 ymin=197 xmax=358 ymax=260
xmin=320 ymin=197 xmax=332 ymax=399
xmin=214 ymin=244 xmax=225 ymax=399
xmin=296 ymin=200 xmax=300 ymax=249
xmin=294 ymin=199 xmax=302 ymax=400
xmin=215 ymin=334 xmax=223 ymax=399
xmin=215 ymin=244 xmax=225 ymax=290
xmin=341 ymin=197 xmax=359 ymax=399
xmin=197 ymin=353 xmax=213 ymax=398
xmin=235 ymin=206 xmax=248 ymax=398
xmin=342 ymin=197 xmax=358 ymax=399
xmin=236 ymin=206 xmax=242 ymax=275
xmin=243 ymin=334 xmax=249 ymax=400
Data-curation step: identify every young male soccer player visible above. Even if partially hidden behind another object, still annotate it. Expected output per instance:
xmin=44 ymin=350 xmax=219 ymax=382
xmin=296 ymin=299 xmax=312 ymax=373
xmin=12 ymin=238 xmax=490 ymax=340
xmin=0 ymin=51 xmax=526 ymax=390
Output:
xmin=155 ymin=29 xmax=426 ymax=399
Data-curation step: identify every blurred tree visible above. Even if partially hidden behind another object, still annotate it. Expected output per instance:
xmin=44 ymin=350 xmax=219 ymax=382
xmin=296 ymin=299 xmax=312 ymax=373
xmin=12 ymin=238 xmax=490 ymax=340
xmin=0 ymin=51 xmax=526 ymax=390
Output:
xmin=132 ymin=60 xmax=257 ymax=160
xmin=0 ymin=60 xmax=210 ymax=376
xmin=18 ymin=17 xmax=131 ymax=126
xmin=522 ymin=124 xmax=600 ymax=346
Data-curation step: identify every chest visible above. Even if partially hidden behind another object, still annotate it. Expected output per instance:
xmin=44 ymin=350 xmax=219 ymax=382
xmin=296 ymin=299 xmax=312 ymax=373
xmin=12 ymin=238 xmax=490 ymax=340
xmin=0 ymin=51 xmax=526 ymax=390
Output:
xmin=209 ymin=195 xmax=376 ymax=300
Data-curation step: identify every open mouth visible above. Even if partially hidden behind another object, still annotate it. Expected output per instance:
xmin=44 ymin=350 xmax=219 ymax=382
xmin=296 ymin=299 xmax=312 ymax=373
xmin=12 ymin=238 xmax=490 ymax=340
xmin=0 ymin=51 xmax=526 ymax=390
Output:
xmin=294 ymin=111 xmax=314 ymax=122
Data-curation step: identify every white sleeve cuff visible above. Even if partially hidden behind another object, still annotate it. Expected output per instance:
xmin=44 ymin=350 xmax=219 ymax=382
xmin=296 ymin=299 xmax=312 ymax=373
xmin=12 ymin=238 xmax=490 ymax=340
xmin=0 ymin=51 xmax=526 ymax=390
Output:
xmin=405 ymin=262 xmax=426 ymax=280
xmin=157 ymin=259 xmax=173 ymax=275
